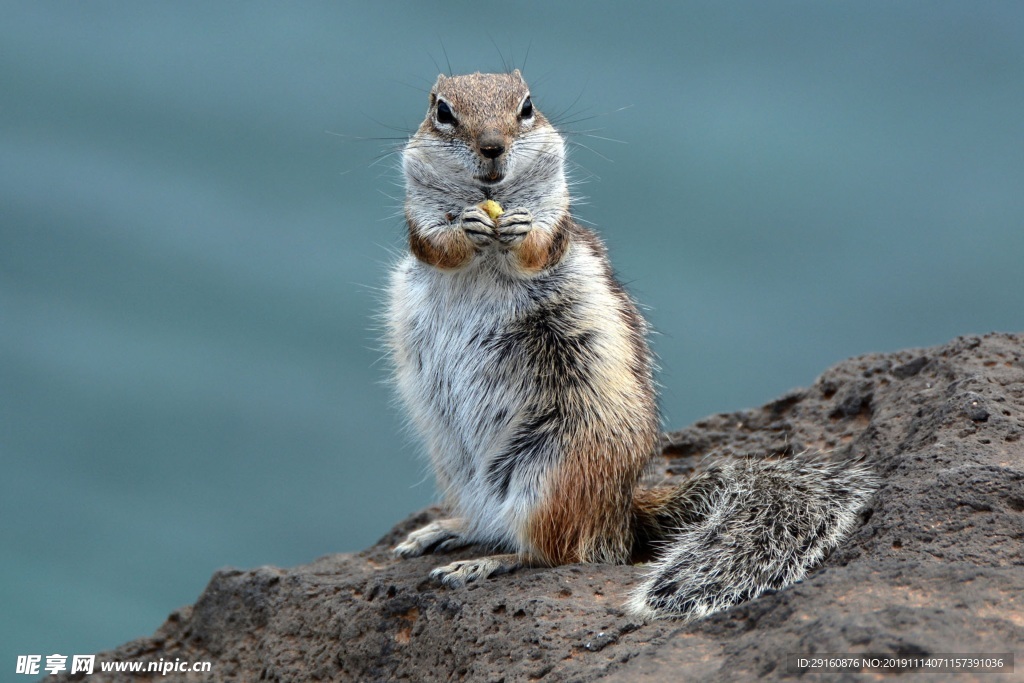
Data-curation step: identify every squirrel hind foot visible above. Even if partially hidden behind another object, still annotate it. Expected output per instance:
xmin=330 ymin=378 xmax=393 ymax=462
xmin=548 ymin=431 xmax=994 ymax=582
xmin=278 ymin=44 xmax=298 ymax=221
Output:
xmin=430 ymin=554 xmax=522 ymax=588
xmin=628 ymin=456 xmax=879 ymax=621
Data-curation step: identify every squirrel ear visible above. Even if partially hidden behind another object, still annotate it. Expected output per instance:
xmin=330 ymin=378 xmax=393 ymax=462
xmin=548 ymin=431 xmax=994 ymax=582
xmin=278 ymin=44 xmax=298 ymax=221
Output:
xmin=431 ymin=74 xmax=446 ymax=99
xmin=511 ymin=68 xmax=523 ymax=79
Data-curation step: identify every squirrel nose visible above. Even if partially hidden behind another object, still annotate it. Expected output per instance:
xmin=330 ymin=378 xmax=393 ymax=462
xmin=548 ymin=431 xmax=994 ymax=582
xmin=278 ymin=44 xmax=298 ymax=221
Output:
xmin=479 ymin=143 xmax=505 ymax=160
xmin=478 ymin=132 xmax=506 ymax=160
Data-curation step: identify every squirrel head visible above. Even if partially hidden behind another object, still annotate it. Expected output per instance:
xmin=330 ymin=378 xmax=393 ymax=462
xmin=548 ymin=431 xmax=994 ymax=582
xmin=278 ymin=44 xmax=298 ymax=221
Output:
xmin=414 ymin=70 xmax=553 ymax=188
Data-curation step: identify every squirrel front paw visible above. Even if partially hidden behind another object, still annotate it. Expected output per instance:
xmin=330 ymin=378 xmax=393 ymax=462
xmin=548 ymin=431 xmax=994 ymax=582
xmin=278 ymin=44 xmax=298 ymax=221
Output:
xmin=458 ymin=206 xmax=497 ymax=246
xmin=496 ymin=207 xmax=533 ymax=246
xmin=394 ymin=519 xmax=469 ymax=558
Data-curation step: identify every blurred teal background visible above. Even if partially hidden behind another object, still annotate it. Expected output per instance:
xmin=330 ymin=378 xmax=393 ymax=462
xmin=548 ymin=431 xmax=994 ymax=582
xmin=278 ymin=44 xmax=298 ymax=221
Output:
xmin=2 ymin=1 xmax=1022 ymax=666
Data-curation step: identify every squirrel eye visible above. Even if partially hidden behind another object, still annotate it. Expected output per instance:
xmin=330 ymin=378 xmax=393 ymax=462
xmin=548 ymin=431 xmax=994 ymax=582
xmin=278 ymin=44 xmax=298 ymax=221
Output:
xmin=520 ymin=96 xmax=534 ymax=120
xmin=436 ymin=100 xmax=457 ymax=126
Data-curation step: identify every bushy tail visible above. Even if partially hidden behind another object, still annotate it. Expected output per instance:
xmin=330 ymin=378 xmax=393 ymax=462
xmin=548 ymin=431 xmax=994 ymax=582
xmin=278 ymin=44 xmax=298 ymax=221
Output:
xmin=628 ymin=456 xmax=879 ymax=620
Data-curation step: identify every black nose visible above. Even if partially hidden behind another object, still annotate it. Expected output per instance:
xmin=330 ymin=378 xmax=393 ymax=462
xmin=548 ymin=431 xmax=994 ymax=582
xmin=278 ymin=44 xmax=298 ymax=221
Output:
xmin=480 ymin=143 xmax=505 ymax=159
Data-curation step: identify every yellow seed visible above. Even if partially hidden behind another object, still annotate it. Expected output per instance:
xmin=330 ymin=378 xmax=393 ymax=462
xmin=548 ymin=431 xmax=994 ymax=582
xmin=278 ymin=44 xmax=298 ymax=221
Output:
xmin=480 ymin=200 xmax=504 ymax=220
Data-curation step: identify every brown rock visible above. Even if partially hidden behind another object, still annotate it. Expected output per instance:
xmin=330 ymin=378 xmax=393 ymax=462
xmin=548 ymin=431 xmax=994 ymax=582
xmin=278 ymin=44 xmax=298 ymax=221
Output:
xmin=56 ymin=333 xmax=1024 ymax=682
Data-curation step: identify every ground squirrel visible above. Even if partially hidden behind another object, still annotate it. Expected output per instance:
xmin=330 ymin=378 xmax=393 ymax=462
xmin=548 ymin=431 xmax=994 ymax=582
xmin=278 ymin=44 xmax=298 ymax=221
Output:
xmin=386 ymin=70 xmax=878 ymax=620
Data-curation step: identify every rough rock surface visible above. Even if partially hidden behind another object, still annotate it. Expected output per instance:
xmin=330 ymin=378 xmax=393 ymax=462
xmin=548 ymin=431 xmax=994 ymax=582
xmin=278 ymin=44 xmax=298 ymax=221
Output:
xmin=55 ymin=333 xmax=1023 ymax=682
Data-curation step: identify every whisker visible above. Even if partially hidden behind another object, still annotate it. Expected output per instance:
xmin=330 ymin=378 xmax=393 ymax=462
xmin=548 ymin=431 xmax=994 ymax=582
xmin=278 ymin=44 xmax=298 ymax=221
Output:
xmin=566 ymin=140 xmax=615 ymax=164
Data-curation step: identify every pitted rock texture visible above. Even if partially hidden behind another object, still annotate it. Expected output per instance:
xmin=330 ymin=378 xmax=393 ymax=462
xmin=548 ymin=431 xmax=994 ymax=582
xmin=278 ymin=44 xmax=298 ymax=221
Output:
xmin=54 ymin=333 xmax=1023 ymax=682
